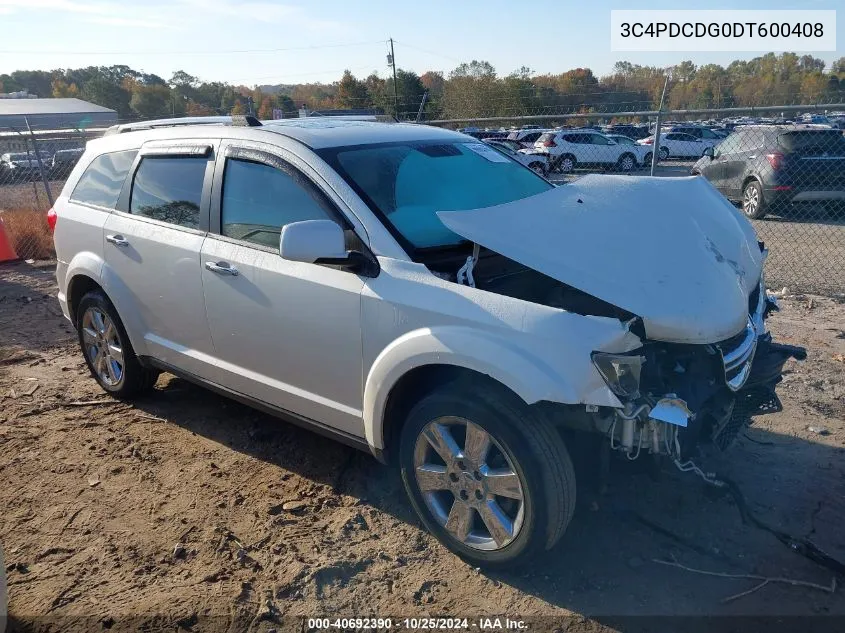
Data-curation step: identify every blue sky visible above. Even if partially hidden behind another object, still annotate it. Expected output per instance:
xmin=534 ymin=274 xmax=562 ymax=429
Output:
xmin=0 ymin=0 xmax=841 ymax=86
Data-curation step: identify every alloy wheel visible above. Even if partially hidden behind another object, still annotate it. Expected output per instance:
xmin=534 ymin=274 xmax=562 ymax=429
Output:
xmin=559 ymin=157 xmax=574 ymax=173
xmin=743 ymin=185 xmax=759 ymax=217
xmin=619 ymin=155 xmax=634 ymax=171
xmin=413 ymin=417 xmax=525 ymax=551
xmin=81 ymin=307 xmax=125 ymax=387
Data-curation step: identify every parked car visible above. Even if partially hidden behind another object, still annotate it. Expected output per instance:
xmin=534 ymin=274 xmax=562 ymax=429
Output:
xmin=0 ymin=151 xmax=51 ymax=182
xmin=506 ymin=129 xmax=547 ymax=149
xmin=534 ymin=130 xmax=645 ymax=172
xmin=604 ymin=134 xmax=651 ymax=167
xmin=483 ymin=139 xmax=550 ymax=176
xmin=638 ymin=132 xmax=718 ymax=160
xmin=691 ymin=125 xmax=845 ymax=219
xmin=602 ymin=124 xmax=650 ymax=140
xmin=665 ymin=125 xmax=725 ymax=141
xmin=52 ymin=116 xmax=802 ymax=567
xmin=51 ymin=148 xmax=86 ymax=178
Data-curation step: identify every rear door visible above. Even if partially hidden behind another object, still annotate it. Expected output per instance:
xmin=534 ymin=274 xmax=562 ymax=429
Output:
xmin=199 ymin=141 xmax=366 ymax=437
xmin=103 ymin=140 xmax=217 ymax=377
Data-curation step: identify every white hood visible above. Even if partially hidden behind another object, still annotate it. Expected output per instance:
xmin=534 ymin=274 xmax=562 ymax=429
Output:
xmin=437 ymin=175 xmax=763 ymax=344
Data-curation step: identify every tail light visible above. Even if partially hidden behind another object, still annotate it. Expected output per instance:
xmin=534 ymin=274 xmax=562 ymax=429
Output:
xmin=47 ymin=207 xmax=57 ymax=232
xmin=642 ymin=137 xmax=654 ymax=145
xmin=541 ymin=139 xmax=556 ymax=148
xmin=766 ymin=152 xmax=785 ymax=171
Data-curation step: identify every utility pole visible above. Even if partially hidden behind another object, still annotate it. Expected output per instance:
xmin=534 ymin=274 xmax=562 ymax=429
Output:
xmin=388 ymin=38 xmax=398 ymax=118
xmin=650 ymin=72 xmax=671 ymax=177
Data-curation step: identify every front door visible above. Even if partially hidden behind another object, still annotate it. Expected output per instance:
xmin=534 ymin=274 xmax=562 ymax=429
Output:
xmin=200 ymin=144 xmax=366 ymax=437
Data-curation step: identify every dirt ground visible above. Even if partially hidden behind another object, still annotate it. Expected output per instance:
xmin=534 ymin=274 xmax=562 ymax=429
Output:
xmin=1 ymin=260 xmax=844 ymax=632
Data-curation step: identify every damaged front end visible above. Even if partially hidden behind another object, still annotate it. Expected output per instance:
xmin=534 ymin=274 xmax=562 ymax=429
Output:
xmin=595 ymin=280 xmax=806 ymax=461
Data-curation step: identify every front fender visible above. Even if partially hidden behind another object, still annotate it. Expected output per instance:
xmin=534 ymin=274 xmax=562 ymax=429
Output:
xmin=363 ymin=325 xmax=616 ymax=451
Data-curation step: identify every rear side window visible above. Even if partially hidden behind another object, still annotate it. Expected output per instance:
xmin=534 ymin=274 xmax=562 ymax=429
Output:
xmin=70 ymin=150 xmax=137 ymax=209
xmin=779 ymin=130 xmax=845 ymax=154
xmin=221 ymin=158 xmax=333 ymax=248
xmin=537 ymin=132 xmax=556 ymax=143
xmin=130 ymin=157 xmax=206 ymax=229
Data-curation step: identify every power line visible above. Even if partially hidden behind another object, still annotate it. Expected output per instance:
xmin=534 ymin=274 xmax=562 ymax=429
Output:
xmin=0 ymin=40 xmax=386 ymax=56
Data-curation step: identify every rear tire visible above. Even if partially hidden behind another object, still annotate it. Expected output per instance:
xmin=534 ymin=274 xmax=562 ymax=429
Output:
xmin=76 ymin=290 xmax=159 ymax=399
xmin=742 ymin=180 xmax=768 ymax=219
xmin=399 ymin=379 xmax=576 ymax=569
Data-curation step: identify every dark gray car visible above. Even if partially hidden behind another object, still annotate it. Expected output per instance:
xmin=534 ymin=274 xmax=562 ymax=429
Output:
xmin=692 ymin=126 xmax=845 ymax=219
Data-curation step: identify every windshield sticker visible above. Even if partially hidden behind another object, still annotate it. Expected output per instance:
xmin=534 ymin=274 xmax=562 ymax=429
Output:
xmin=463 ymin=143 xmax=511 ymax=163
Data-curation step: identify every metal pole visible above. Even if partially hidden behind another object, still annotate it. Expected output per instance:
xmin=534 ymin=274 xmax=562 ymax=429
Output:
xmin=389 ymin=38 xmax=398 ymax=118
xmin=24 ymin=117 xmax=53 ymax=207
xmin=650 ymin=73 xmax=670 ymax=177
xmin=415 ymin=91 xmax=429 ymax=123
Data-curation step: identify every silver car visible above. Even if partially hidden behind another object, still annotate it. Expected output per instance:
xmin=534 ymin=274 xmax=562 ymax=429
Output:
xmin=51 ymin=117 xmax=802 ymax=567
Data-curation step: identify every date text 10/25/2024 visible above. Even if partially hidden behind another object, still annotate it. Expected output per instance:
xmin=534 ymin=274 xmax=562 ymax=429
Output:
xmin=307 ymin=617 xmax=528 ymax=630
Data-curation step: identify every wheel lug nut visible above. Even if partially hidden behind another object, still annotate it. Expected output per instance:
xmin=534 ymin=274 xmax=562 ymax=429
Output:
xmin=459 ymin=490 xmax=469 ymax=501
xmin=473 ymin=471 xmax=482 ymax=481
xmin=474 ymin=490 xmax=483 ymax=500
xmin=448 ymin=473 xmax=458 ymax=483
xmin=457 ymin=461 xmax=466 ymax=471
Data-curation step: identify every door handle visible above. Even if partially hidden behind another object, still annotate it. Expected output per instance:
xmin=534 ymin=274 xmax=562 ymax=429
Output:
xmin=205 ymin=261 xmax=239 ymax=276
xmin=747 ymin=155 xmax=757 ymax=159
xmin=105 ymin=234 xmax=129 ymax=247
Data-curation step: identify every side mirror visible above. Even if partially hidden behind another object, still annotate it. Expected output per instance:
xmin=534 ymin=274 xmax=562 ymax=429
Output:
xmin=279 ymin=219 xmax=376 ymax=276
xmin=703 ymin=147 xmax=714 ymax=158
xmin=607 ymin=140 xmax=617 ymax=145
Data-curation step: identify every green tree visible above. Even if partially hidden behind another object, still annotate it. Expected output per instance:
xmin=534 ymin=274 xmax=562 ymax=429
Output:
xmin=130 ymin=84 xmax=172 ymax=118
xmin=80 ymin=77 xmax=131 ymax=117
xmin=336 ymin=70 xmax=369 ymax=108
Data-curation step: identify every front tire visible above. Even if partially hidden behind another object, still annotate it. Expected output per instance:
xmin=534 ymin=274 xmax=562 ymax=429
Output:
xmin=528 ymin=161 xmax=547 ymax=177
xmin=399 ymin=380 xmax=576 ymax=568
xmin=616 ymin=153 xmax=636 ymax=172
xmin=76 ymin=290 xmax=159 ymax=399
xmin=659 ymin=146 xmax=670 ymax=161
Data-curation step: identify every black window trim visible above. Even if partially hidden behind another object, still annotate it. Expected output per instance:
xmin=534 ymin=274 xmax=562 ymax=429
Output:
xmin=116 ymin=140 xmax=217 ymax=233
xmin=69 ymin=148 xmax=140 ymax=213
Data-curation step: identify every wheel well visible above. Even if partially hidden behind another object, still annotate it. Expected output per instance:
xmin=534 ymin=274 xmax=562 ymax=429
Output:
xmin=380 ymin=365 xmax=524 ymax=464
xmin=67 ymin=275 xmax=103 ymax=326
xmin=741 ymin=175 xmax=760 ymax=192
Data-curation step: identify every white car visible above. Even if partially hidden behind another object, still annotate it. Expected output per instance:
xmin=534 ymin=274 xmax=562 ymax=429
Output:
xmin=604 ymin=134 xmax=651 ymax=168
xmin=51 ymin=116 xmax=802 ymax=568
xmin=505 ymin=129 xmax=548 ymax=149
xmin=533 ymin=129 xmax=646 ymax=173
xmin=483 ymin=139 xmax=550 ymax=176
xmin=638 ymin=132 xmax=718 ymax=160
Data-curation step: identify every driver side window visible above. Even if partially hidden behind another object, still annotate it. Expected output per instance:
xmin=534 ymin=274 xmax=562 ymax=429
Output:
xmin=221 ymin=158 xmax=334 ymax=248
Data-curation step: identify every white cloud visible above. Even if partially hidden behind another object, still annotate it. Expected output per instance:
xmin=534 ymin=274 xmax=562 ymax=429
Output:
xmin=175 ymin=0 xmax=342 ymax=31
xmin=85 ymin=15 xmax=175 ymax=29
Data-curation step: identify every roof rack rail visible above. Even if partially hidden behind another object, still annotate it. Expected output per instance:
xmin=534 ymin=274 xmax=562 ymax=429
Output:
xmin=104 ymin=115 xmax=257 ymax=136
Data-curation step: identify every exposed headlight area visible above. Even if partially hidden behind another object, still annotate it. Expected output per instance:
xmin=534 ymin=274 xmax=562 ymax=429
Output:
xmin=591 ymin=352 xmax=645 ymax=399
xmin=596 ymin=275 xmax=804 ymax=461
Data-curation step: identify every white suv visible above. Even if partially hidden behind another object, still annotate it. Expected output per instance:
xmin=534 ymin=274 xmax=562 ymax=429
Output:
xmin=52 ymin=116 xmax=803 ymax=567
xmin=533 ymin=129 xmax=646 ymax=173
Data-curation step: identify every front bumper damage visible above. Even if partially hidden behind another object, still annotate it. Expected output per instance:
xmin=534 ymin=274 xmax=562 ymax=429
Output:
xmin=602 ymin=289 xmax=806 ymax=460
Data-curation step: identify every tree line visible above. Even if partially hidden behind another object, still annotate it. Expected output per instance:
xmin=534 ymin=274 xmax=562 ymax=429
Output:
xmin=1 ymin=53 xmax=843 ymax=124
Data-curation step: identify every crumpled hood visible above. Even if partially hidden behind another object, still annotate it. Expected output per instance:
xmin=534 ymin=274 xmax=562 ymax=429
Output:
xmin=437 ymin=175 xmax=763 ymax=344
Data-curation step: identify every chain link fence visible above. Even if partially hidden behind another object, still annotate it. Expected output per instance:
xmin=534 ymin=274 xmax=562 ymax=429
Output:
xmin=0 ymin=124 xmax=107 ymax=259
xmin=2 ymin=106 xmax=844 ymax=296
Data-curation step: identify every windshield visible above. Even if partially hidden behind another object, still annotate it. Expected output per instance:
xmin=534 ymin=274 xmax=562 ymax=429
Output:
xmin=320 ymin=140 xmax=552 ymax=250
